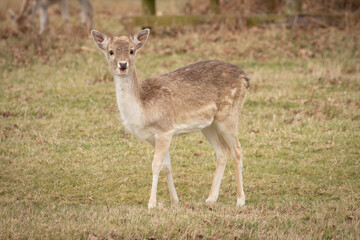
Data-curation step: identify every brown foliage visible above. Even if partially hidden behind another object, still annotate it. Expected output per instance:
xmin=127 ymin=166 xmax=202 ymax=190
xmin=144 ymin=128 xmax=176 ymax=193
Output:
xmin=185 ymin=0 xmax=360 ymax=15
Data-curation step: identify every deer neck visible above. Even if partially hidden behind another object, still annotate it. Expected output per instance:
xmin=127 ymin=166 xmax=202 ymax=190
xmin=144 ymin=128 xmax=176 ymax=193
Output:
xmin=114 ymin=67 xmax=144 ymax=132
xmin=114 ymin=67 xmax=140 ymax=98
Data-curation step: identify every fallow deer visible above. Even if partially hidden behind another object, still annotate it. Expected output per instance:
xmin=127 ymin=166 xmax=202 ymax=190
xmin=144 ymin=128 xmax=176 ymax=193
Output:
xmin=91 ymin=29 xmax=250 ymax=209
xmin=7 ymin=0 xmax=33 ymax=33
xmin=8 ymin=0 xmax=93 ymax=34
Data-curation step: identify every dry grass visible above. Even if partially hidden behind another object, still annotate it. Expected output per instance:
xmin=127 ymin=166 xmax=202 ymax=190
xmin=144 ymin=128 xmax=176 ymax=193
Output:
xmin=1 ymin=0 xmax=360 ymax=239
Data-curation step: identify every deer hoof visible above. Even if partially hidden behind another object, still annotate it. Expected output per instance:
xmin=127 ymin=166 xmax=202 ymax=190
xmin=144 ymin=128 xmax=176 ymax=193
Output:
xmin=205 ymin=197 xmax=217 ymax=204
xmin=237 ymin=196 xmax=245 ymax=206
xmin=148 ymin=201 xmax=157 ymax=209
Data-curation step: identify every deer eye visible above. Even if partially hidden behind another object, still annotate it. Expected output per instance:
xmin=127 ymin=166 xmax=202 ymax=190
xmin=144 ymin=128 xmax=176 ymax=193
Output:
xmin=130 ymin=49 xmax=134 ymax=55
xmin=109 ymin=50 xmax=114 ymax=55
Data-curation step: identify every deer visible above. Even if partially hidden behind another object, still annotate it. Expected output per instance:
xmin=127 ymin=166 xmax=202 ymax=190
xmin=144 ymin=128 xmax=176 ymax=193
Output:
xmin=8 ymin=0 xmax=93 ymax=34
xmin=91 ymin=28 xmax=250 ymax=209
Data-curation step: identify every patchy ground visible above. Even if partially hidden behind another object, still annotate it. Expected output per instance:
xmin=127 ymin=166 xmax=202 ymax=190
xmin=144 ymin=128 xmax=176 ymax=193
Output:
xmin=0 ymin=0 xmax=360 ymax=239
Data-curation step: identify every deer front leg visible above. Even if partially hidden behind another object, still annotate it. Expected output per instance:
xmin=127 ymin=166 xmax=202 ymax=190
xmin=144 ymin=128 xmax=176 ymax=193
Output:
xmin=148 ymin=134 xmax=172 ymax=209
xmin=163 ymin=151 xmax=179 ymax=205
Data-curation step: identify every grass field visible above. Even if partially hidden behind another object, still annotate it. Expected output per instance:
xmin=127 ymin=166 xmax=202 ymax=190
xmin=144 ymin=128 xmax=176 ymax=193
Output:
xmin=1 ymin=1 xmax=360 ymax=239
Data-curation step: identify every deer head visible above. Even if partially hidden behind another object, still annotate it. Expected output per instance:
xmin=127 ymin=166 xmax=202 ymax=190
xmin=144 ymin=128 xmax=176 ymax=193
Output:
xmin=8 ymin=0 xmax=33 ymax=33
xmin=91 ymin=29 xmax=150 ymax=77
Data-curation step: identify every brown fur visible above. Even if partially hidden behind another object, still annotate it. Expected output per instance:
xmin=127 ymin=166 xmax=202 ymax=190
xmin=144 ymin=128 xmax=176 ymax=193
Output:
xmin=139 ymin=60 xmax=249 ymax=131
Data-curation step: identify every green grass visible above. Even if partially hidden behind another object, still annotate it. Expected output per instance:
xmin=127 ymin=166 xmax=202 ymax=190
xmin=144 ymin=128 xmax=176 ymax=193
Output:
xmin=1 ymin=1 xmax=360 ymax=239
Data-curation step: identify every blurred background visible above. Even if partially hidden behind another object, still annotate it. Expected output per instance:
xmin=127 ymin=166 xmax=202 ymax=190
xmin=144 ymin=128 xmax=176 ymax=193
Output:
xmin=1 ymin=0 xmax=359 ymax=36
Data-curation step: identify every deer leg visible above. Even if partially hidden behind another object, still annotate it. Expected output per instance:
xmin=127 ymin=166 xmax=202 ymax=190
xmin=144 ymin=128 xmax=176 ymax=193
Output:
xmin=39 ymin=6 xmax=48 ymax=34
xmin=148 ymin=134 xmax=172 ymax=209
xmin=28 ymin=0 xmax=39 ymax=28
xmin=202 ymin=125 xmax=230 ymax=204
xmin=163 ymin=151 xmax=179 ymax=205
xmin=77 ymin=0 xmax=93 ymax=30
xmin=86 ymin=3 xmax=93 ymax=30
xmin=59 ymin=0 xmax=69 ymax=30
xmin=220 ymin=130 xmax=245 ymax=206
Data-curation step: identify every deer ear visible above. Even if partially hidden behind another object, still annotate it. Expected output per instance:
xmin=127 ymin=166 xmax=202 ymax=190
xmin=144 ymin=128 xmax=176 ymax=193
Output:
xmin=132 ymin=28 xmax=150 ymax=52
xmin=91 ymin=30 xmax=110 ymax=53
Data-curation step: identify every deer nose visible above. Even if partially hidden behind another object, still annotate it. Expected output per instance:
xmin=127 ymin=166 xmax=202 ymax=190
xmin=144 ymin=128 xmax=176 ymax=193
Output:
xmin=119 ymin=62 xmax=128 ymax=69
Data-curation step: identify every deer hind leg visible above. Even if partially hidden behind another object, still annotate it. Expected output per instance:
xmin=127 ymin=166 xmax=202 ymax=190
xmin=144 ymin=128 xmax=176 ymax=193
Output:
xmin=77 ymin=0 xmax=93 ymax=30
xmin=202 ymin=124 xmax=230 ymax=204
xmin=148 ymin=134 xmax=173 ymax=209
xmin=216 ymin=122 xmax=245 ymax=206
xmin=39 ymin=6 xmax=48 ymax=34
xmin=59 ymin=0 xmax=69 ymax=30
xmin=28 ymin=0 xmax=39 ymax=28
xmin=163 ymin=151 xmax=179 ymax=205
